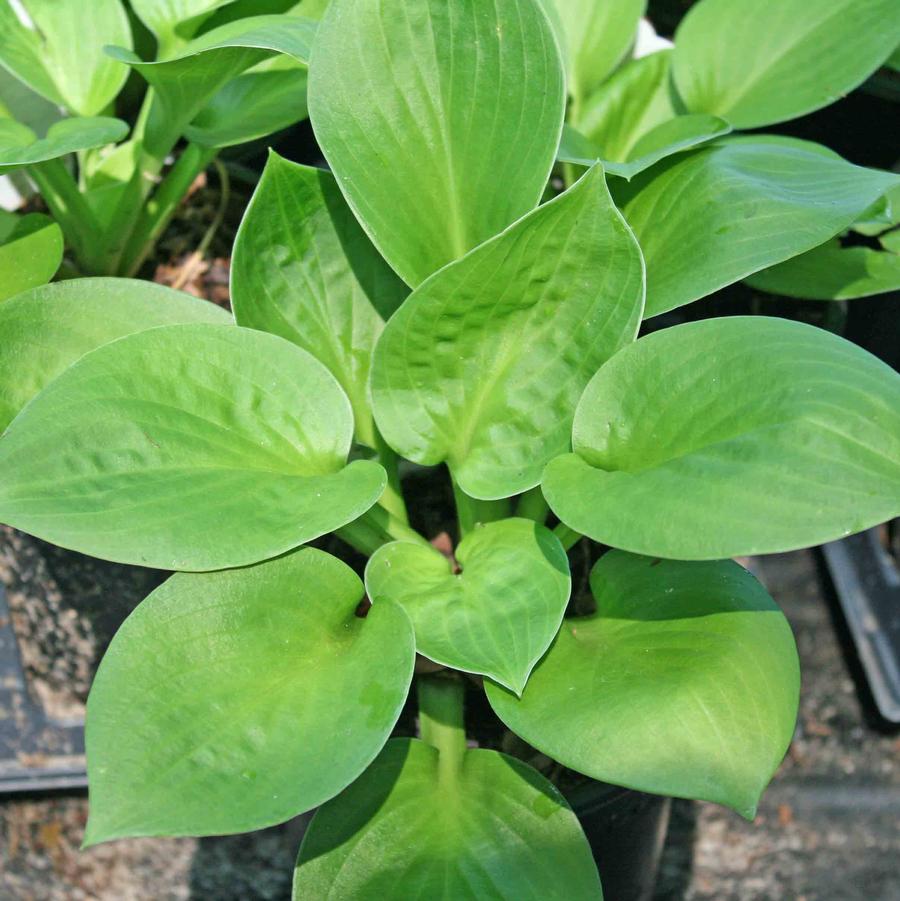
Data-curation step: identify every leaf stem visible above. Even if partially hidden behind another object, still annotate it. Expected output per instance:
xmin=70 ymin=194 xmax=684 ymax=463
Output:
xmin=417 ymin=674 xmax=466 ymax=782
xmin=335 ymin=505 xmax=429 ymax=556
xmin=29 ymin=159 xmax=100 ymax=264
xmin=374 ymin=429 xmax=409 ymax=524
xmin=553 ymin=522 xmax=583 ymax=551
xmin=120 ymin=142 xmax=219 ymax=277
xmin=516 ymin=485 xmax=550 ymax=523
xmin=452 ymin=476 xmax=509 ymax=539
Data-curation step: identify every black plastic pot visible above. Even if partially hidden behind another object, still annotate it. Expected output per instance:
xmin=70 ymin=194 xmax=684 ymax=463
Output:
xmin=567 ymin=781 xmax=672 ymax=901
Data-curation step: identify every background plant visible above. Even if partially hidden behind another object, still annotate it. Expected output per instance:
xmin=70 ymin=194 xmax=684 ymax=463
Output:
xmin=0 ymin=0 xmax=326 ymax=288
xmin=1 ymin=0 xmax=899 ymax=897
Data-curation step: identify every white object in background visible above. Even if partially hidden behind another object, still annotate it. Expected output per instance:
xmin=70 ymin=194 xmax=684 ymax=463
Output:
xmin=634 ymin=18 xmax=674 ymax=58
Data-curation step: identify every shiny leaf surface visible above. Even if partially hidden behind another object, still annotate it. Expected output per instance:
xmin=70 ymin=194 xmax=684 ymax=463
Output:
xmin=487 ymin=551 xmax=799 ymax=818
xmin=293 ymin=738 xmax=601 ymax=900
xmin=85 ymin=548 xmax=414 ymax=842
xmin=672 ymin=0 xmax=900 ymax=128
xmin=544 ymin=317 xmax=900 ymax=559
xmin=0 ymin=323 xmax=385 ymax=570
xmin=366 ymin=519 xmax=570 ymax=693
xmin=232 ymin=153 xmax=407 ymax=447
xmin=618 ymin=137 xmax=900 ymax=316
xmin=308 ymin=0 xmax=565 ymax=286
xmin=0 ymin=277 xmax=229 ymax=433
xmin=372 ymin=165 xmax=644 ymax=499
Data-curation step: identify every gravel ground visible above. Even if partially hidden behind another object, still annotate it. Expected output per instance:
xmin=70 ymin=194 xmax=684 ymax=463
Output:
xmin=0 ymin=537 xmax=897 ymax=900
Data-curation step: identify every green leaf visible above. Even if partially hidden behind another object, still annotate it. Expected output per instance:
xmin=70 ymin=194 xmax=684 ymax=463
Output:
xmin=0 ymin=323 xmax=386 ymax=570
xmin=576 ymin=50 xmax=677 ymax=162
xmin=0 ymin=213 xmax=62 ymax=301
xmin=0 ymin=117 xmax=130 ymax=174
xmin=543 ymin=317 xmax=900 ymax=560
xmin=293 ymin=738 xmax=602 ymax=900
xmin=0 ymin=0 xmax=132 ymax=116
xmin=746 ymin=238 xmax=900 ymax=300
xmin=617 ymin=137 xmax=900 ymax=317
xmin=131 ymin=0 xmax=239 ymax=48
xmin=851 ymin=183 xmax=900 ymax=237
xmin=558 ymin=114 xmax=731 ymax=180
xmin=308 ymin=0 xmax=565 ymax=287
xmin=186 ymin=55 xmax=309 ymax=148
xmin=672 ymin=0 xmax=900 ymax=128
xmin=0 ymin=64 xmax=60 ymax=136
xmin=371 ymin=165 xmax=644 ymax=500
xmin=487 ymin=551 xmax=799 ymax=819
xmin=551 ymin=0 xmax=646 ymax=104
xmin=365 ymin=519 xmax=570 ymax=694
xmin=232 ymin=153 xmax=407 ymax=447
xmin=881 ymin=229 xmax=900 ymax=254
xmin=106 ymin=15 xmax=315 ymax=156
xmin=84 ymin=547 xmax=414 ymax=843
xmin=0 ymin=277 xmax=229 ymax=433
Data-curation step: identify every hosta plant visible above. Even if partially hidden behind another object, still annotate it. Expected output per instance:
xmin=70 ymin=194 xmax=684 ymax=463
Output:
xmin=0 ymin=0 xmax=324 ymax=288
xmin=2 ymin=0 xmax=900 ymax=897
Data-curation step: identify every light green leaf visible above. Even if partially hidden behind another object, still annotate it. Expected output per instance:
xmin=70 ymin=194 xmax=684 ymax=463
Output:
xmin=131 ymin=0 xmax=239 ymax=48
xmin=0 ymin=278 xmax=229 ymax=433
xmin=308 ymin=0 xmax=566 ymax=287
xmin=0 ymin=213 xmax=62 ymax=301
xmin=851 ymin=182 xmax=900 ymax=237
xmin=551 ymin=0 xmax=646 ymax=104
xmin=617 ymin=137 xmax=900 ymax=317
xmin=84 ymin=548 xmax=414 ymax=843
xmin=0 ymin=0 xmax=131 ymax=116
xmin=293 ymin=738 xmax=602 ymax=900
xmin=371 ymin=165 xmax=644 ymax=500
xmin=186 ymin=54 xmax=309 ymax=148
xmin=232 ymin=153 xmax=407 ymax=447
xmin=543 ymin=317 xmax=900 ymax=560
xmin=366 ymin=519 xmax=570 ymax=694
xmin=0 ymin=64 xmax=60 ymax=135
xmin=0 ymin=117 xmax=129 ymax=174
xmin=106 ymin=15 xmax=315 ymax=156
xmin=576 ymin=50 xmax=677 ymax=162
xmin=487 ymin=551 xmax=799 ymax=819
xmin=558 ymin=114 xmax=731 ymax=180
xmin=0 ymin=323 xmax=386 ymax=570
xmin=746 ymin=238 xmax=900 ymax=300
xmin=672 ymin=0 xmax=900 ymax=128
xmin=881 ymin=229 xmax=900 ymax=254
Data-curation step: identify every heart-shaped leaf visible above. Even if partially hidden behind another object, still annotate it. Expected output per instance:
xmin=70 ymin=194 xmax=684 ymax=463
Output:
xmin=0 ymin=0 xmax=132 ymax=116
xmin=308 ymin=0 xmax=565 ymax=287
xmin=0 ymin=322 xmax=386 ymax=570
xmin=0 ymin=117 xmax=129 ymax=174
xmin=672 ymin=0 xmax=900 ymax=128
xmin=550 ymin=0 xmax=646 ymax=106
xmin=106 ymin=15 xmax=315 ymax=156
xmin=487 ymin=551 xmax=800 ymax=818
xmin=293 ymin=738 xmax=602 ymax=900
xmin=0 ymin=278 xmax=230 ymax=433
xmin=0 ymin=213 xmax=62 ymax=302
xmin=371 ymin=165 xmax=644 ymax=500
xmin=186 ymin=55 xmax=309 ymax=148
xmin=617 ymin=137 xmax=900 ymax=317
xmin=543 ymin=317 xmax=900 ymax=560
xmin=366 ymin=519 xmax=570 ymax=694
xmin=576 ymin=50 xmax=676 ymax=163
xmin=746 ymin=239 xmax=900 ymax=300
xmin=559 ymin=114 xmax=731 ymax=180
xmin=84 ymin=547 xmax=414 ymax=844
xmin=232 ymin=153 xmax=408 ymax=447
